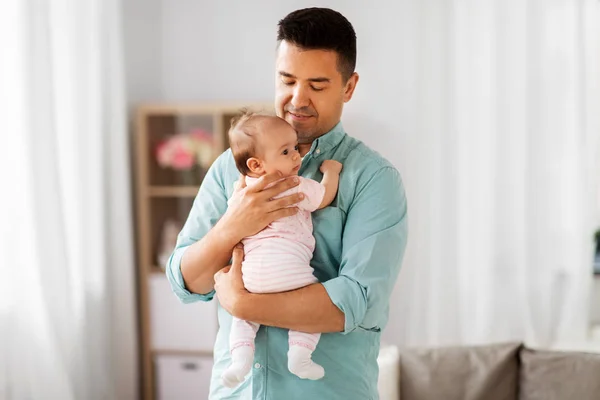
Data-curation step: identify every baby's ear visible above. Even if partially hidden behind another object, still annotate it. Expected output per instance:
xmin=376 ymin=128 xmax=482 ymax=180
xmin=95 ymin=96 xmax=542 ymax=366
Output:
xmin=246 ymin=157 xmax=263 ymax=174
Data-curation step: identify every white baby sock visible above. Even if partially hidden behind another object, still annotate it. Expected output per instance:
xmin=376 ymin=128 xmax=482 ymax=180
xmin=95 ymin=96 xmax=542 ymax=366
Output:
xmin=287 ymin=345 xmax=325 ymax=380
xmin=221 ymin=346 xmax=254 ymax=388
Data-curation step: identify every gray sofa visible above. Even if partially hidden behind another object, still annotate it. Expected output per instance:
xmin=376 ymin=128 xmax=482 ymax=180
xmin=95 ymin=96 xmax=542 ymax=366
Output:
xmin=398 ymin=342 xmax=600 ymax=400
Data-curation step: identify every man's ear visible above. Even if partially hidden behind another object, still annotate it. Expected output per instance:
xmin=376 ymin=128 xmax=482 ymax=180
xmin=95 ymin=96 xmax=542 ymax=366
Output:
xmin=246 ymin=157 xmax=263 ymax=174
xmin=343 ymin=72 xmax=359 ymax=103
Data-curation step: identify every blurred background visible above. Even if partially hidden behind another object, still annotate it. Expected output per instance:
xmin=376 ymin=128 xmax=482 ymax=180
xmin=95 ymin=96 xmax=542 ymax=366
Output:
xmin=1 ymin=0 xmax=599 ymax=399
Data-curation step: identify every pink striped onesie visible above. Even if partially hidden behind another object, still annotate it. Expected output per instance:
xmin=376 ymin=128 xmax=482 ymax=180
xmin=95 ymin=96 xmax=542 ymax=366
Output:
xmin=228 ymin=176 xmax=325 ymax=354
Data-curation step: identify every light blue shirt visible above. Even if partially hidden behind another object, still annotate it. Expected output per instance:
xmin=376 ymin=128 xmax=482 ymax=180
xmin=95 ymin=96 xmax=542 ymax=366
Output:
xmin=166 ymin=122 xmax=408 ymax=400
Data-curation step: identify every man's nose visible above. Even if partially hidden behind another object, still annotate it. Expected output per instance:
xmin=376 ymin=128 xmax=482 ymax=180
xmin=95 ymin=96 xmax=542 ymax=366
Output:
xmin=291 ymin=86 xmax=309 ymax=109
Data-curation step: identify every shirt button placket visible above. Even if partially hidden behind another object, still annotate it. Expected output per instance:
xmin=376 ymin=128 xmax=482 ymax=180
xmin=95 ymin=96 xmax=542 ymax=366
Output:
xmin=252 ymin=327 xmax=268 ymax=399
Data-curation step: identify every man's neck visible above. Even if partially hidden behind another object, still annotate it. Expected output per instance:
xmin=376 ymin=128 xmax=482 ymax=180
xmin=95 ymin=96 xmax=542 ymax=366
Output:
xmin=299 ymin=143 xmax=312 ymax=157
xmin=297 ymin=121 xmax=341 ymax=157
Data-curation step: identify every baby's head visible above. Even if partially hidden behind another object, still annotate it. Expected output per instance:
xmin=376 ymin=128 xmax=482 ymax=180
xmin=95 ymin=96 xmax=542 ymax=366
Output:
xmin=228 ymin=110 xmax=301 ymax=177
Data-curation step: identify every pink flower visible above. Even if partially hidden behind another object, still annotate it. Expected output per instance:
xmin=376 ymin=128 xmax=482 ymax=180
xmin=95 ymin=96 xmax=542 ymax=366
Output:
xmin=155 ymin=130 xmax=215 ymax=170
xmin=156 ymin=142 xmax=172 ymax=168
xmin=171 ymin=145 xmax=195 ymax=170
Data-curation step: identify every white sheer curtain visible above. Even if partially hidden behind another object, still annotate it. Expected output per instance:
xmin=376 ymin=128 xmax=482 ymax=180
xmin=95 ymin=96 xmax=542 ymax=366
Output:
xmin=0 ymin=1 xmax=136 ymax=399
xmin=392 ymin=0 xmax=600 ymax=348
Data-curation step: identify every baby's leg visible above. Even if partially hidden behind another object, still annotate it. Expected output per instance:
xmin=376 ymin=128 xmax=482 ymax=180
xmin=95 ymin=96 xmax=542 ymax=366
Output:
xmin=287 ymin=331 xmax=324 ymax=380
xmin=222 ymin=317 xmax=260 ymax=388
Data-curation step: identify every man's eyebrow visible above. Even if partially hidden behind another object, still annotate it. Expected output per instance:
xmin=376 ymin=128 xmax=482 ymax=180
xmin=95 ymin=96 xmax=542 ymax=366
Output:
xmin=278 ymin=71 xmax=330 ymax=83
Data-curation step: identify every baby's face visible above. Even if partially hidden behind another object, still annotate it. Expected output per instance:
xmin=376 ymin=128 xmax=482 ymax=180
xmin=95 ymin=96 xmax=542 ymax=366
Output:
xmin=258 ymin=119 xmax=302 ymax=177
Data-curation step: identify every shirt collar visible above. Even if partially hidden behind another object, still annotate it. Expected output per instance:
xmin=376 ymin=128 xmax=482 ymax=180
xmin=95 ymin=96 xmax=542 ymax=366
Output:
xmin=308 ymin=121 xmax=346 ymax=155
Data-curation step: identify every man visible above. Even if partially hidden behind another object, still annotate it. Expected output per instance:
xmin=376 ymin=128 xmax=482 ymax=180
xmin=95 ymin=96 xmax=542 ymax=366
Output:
xmin=167 ymin=7 xmax=408 ymax=400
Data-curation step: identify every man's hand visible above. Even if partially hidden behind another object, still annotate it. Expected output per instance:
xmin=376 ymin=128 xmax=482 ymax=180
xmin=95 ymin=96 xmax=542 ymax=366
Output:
xmin=220 ymin=172 xmax=304 ymax=242
xmin=320 ymin=160 xmax=343 ymax=175
xmin=214 ymin=244 xmax=248 ymax=318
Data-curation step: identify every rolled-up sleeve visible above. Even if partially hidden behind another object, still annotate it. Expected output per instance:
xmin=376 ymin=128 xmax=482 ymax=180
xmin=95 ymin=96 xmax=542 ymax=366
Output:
xmin=322 ymin=167 xmax=408 ymax=334
xmin=165 ymin=152 xmax=230 ymax=303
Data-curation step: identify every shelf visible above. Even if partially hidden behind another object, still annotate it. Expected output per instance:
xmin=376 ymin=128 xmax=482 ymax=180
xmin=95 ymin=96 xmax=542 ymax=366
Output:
xmin=135 ymin=103 xmax=270 ymax=400
xmin=152 ymin=349 xmax=213 ymax=358
xmin=138 ymin=102 xmax=274 ymax=116
xmin=148 ymin=186 xmax=199 ymax=197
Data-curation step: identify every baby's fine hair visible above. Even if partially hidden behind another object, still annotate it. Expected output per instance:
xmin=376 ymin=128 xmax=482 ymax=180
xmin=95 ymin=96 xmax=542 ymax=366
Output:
xmin=228 ymin=108 xmax=272 ymax=175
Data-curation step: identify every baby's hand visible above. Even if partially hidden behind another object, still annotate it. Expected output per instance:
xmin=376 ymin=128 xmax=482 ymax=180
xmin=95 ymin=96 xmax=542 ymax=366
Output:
xmin=320 ymin=160 xmax=343 ymax=175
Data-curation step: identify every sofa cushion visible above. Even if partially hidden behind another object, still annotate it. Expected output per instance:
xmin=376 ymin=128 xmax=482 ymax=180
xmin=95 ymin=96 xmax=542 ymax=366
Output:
xmin=519 ymin=348 xmax=600 ymax=400
xmin=399 ymin=342 xmax=521 ymax=400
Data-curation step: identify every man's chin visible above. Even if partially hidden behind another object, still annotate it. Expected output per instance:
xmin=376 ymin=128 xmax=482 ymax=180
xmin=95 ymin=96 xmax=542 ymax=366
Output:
xmin=287 ymin=116 xmax=312 ymax=129
xmin=292 ymin=126 xmax=316 ymax=142
xmin=297 ymin=136 xmax=314 ymax=145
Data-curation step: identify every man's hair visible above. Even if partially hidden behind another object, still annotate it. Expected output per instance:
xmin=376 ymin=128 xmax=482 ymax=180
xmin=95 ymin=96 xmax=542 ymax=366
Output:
xmin=277 ymin=8 xmax=356 ymax=82
xmin=228 ymin=109 xmax=270 ymax=176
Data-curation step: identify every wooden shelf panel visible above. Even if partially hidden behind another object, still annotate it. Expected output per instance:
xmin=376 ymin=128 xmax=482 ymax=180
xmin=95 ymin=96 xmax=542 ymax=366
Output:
xmin=152 ymin=349 xmax=213 ymax=358
xmin=138 ymin=102 xmax=274 ymax=116
xmin=148 ymin=186 xmax=199 ymax=197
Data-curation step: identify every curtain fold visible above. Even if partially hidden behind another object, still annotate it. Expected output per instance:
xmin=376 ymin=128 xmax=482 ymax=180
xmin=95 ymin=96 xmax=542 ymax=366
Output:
xmin=0 ymin=0 xmax=136 ymax=399
xmin=390 ymin=0 xmax=600 ymax=348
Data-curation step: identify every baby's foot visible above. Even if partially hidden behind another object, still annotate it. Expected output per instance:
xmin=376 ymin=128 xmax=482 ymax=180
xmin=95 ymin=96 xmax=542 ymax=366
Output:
xmin=221 ymin=346 xmax=254 ymax=388
xmin=288 ymin=345 xmax=325 ymax=380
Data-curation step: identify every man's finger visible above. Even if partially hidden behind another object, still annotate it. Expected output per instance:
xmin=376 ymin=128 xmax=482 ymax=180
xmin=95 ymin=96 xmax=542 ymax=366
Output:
xmin=247 ymin=171 xmax=283 ymax=193
xmin=215 ymin=266 xmax=230 ymax=282
xmin=231 ymin=244 xmax=244 ymax=276
xmin=238 ymin=174 xmax=247 ymax=189
xmin=268 ymin=207 xmax=298 ymax=224
xmin=260 ymin=176 xmax=301 ymax=200
xmin=268 ymin=193 xmax=304 ymax=212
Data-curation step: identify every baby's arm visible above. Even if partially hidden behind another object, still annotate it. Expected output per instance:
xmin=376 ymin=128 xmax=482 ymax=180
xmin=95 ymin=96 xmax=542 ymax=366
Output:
xmin=317 ymin=160 xmax=343 ymax=209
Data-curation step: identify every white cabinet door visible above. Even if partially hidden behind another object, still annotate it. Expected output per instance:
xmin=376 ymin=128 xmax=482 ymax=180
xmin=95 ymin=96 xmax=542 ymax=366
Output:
xmin=155 ymin=355 xmax=213 ymax=400
xmin=149 ymin=274 xmax=218 ymax=351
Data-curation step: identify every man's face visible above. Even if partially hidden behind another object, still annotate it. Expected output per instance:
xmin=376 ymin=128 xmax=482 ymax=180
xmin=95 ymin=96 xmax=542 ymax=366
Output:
xmin=275 ymin=41 xmax=358 ymax=144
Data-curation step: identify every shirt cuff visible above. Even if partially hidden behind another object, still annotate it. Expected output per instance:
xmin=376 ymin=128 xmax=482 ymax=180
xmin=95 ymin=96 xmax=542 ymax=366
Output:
xmin=322 ymin=275 xmax=368 ymax=334
xmin=166 ymin=246 xmax=215 ymax=303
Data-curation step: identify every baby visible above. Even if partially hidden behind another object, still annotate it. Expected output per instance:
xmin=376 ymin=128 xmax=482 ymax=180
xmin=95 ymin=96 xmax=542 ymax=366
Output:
xmin=221 ymin=111 xmax=342 ymax=388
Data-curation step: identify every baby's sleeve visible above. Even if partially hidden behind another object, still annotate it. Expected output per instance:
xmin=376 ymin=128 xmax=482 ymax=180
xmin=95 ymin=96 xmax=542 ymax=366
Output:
xmin=297 ymin=177 xmax=326 ymax=212
xmin=227 ymin=179 xmax=241 ymax=206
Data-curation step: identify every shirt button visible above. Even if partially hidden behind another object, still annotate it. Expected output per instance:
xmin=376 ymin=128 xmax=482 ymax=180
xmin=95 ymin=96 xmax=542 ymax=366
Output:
xmin=316 ymin=148 xmax=321 ymax=154
xmin=254 ymin=363 xmax=261 ymax=369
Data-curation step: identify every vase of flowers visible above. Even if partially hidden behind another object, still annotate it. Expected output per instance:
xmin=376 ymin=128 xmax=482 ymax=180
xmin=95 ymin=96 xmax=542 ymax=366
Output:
xmin=155 ymin=129 xmax=214 ymax=185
